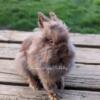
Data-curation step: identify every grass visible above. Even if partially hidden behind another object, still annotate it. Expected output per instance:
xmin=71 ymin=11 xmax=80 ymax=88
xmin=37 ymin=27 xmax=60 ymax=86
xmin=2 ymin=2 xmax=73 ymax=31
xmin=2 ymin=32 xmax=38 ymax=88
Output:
xmin=0 ymin=0 xmax=100 ymax=33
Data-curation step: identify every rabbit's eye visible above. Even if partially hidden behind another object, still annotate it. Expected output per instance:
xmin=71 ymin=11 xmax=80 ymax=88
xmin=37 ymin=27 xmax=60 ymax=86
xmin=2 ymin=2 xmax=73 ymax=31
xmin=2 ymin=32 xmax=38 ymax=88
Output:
xmin=49 ymin=39 xmax=53 ymax=43
xmin=44 ymin=38 xmax=53 ymax=44
xmin=45 ymin=38 xmax=49 ymax=42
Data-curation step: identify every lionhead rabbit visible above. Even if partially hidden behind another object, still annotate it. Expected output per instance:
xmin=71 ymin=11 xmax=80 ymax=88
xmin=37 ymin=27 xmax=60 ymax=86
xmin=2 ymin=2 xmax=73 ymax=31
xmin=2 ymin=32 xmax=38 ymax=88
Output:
xmin=15 ymin=12 xmax=75 ymax=100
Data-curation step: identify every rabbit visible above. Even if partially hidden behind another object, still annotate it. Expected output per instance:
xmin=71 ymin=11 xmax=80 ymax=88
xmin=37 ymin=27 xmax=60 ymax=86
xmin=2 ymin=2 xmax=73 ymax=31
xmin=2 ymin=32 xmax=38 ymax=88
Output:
xmin=15 ymin=12 xmax=75 ymax=100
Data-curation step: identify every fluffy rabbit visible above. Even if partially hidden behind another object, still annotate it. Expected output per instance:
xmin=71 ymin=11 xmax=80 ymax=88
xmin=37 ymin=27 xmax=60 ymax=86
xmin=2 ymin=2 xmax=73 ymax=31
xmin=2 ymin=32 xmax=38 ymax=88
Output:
xmin=15 ymin=12 xmax=75 ymax=100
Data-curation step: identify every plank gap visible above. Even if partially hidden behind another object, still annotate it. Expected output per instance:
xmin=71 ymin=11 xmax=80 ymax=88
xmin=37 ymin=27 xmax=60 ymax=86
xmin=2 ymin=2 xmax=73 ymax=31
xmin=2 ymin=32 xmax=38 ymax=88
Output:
xmin=76 ymin=62 xmax=100 ymax=65
xmin=1 ymin=81 xmax=100 ymax=93
xmin=0 ymin=81 xmax=28 ymax=87
xmin=1 ymin=41 xmax=100 ymax=49
xmin=0 ymin=40 xmax=21 ymax=44
xmin=75 ymin=44 xmax=100 ymax=48
xmin=0 ymin=58 xmax=14 ymax=60
xmin=1 ymin=58 xmax=100 ymax=65
xmin=65 ymin=86 xmax=100 ymax=92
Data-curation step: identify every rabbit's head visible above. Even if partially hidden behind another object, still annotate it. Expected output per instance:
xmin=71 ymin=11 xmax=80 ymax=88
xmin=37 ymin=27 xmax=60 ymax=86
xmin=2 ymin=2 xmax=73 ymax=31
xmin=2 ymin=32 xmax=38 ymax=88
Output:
xmin=38 ymin=12 xmax=69 ymax=45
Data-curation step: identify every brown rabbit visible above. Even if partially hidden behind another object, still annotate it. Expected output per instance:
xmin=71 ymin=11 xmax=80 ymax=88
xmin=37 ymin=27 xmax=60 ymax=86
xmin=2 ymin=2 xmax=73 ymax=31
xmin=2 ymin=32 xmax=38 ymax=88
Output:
xmin=15 ymin=12 xmax=75 ymax=100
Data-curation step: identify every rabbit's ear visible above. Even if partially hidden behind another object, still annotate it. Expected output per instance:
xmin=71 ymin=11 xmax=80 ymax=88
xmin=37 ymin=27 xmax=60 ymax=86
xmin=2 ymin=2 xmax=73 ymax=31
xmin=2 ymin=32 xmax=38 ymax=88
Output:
xmin=38 ymin=12 xmax=49 ymax=28
xmin=49 ymin=12 xmax=58 ymax=21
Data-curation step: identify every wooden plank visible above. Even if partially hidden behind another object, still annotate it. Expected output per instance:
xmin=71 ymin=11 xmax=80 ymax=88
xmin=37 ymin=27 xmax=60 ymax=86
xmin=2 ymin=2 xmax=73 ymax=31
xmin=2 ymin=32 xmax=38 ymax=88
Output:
xmin=0 ymin=43 xmax=100 ymax=63
xmin=75 ymin=47 xmax=100 ymax=64
xmin=70 ymin=33 xmax=100 ymax=47
xmin=0 ymin=30 xmax=32 ymax=42
xmin=0 ymin=30 xmax=100 ymax=46
xmin=0 ymin=60 xmax=100 ymax=89
xmin=0 ymin=85 xmax=100 ymax=100
xmin=0 ymin=43 xmax=20 ymax=59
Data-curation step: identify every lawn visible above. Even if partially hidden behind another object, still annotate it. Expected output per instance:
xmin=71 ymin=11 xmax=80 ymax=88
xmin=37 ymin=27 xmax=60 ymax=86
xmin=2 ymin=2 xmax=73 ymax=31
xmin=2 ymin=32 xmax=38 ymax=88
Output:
xmin=0 ymin=0 xmax=100 ymax=33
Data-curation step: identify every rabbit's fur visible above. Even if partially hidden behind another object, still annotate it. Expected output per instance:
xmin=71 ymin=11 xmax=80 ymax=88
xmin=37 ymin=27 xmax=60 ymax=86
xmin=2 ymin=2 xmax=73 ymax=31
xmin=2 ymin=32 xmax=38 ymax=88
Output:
xmin=15 ymin=12 xmax=75 ymax=100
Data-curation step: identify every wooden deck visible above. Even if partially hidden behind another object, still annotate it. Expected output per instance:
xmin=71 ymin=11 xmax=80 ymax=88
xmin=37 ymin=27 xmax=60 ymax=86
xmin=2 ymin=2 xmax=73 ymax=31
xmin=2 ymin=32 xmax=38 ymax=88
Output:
xmin=0 ymin=30 xmax=100 ymax=100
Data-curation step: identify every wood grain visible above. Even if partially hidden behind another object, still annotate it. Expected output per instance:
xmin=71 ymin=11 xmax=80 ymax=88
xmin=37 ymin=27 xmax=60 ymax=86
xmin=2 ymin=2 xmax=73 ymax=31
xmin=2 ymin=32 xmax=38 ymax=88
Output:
xmin=0 ymin=43 xmax=100 ymax=63
xmin=0 ymin=30 xmax=100 ymax=47
xmin=0 ymin=30 xmax=32 ymax=42
xmin=0 ymin=59 xmax=100 ymax=89
xmin=70 ymin=33 xmax=100 ymax=47
xmin=0 ymin=30 xmax=100 ymax=100
xmin=1 ymin=85 xmax=100 ymax=100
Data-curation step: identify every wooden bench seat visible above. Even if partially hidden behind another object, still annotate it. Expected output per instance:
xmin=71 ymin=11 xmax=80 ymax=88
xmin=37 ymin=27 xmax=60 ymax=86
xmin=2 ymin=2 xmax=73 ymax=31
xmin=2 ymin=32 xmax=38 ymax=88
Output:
xmin=0 ymin=30 xmax=100 ymax=100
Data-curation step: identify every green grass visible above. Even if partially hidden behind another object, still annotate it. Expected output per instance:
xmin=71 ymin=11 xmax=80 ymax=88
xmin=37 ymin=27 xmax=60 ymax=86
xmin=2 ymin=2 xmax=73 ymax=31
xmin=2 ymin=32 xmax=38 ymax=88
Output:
xmin=0 ymin=0 xmax=100 ymax=33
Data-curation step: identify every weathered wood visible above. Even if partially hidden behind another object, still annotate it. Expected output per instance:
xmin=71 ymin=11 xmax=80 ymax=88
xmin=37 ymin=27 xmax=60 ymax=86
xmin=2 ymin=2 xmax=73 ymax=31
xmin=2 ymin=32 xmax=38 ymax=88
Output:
xmin=0 ymin=59 xmax=100 ymax=89
xmin=0 ymin=30 xmax=100 ymax=47
xmin=70 ymin=33 xmax=100 ymax=47
xmin=0 ymin=43 xmax=100 ymax=64
xmin=0 ymin=30 xmax=32 ymax=42
xmin=0 ymin=43 xmax=20 ymax=59
xmin=1 ymin=30 xmax=100 ymax=100
xmin=75 ymin=47 xmax=100 ymax=64
xmin=1 ymin=85 xmax=100 ymax=100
